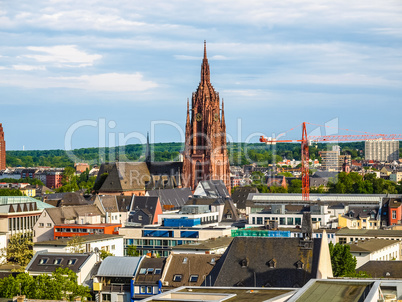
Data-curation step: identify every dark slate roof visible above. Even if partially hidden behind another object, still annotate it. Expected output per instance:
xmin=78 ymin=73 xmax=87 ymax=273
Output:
xmin=357 ymin=261 xmax=402 ymax=278
xmin=232 ymin=187 xmax=258 ymax=210
xmin=312 ymin=171 xmax=338 ymax=178
xmin=131 ymin=196 xmax=159 ymax=213
xmin=147 ymin=161 xmax=182 ymax=177
xmin=44 ymin=192 xmax=88 ymax=207
xmin=309 ymin=177 xmax=329 ymax=187
xmin=208 ymin=237 xmax=321 ymax=288
xmin=116 ymin=195 xmax=133 ymax=212
xmin=220 ymin=198 xmax=240 ymax=223
xmin=162 ymin=254 xmax=221 ymax=288
xmin=135 ymin=257 xmax=166 ymax=285
xmin=172 ymin=236 xmax=233 ymax=251
xmin=26 ymin=252 xmax=93 ymax=274
xmin=195 ymin=180 xmax=230 ymax=198
xmin=147 ymin=188 xmax=192 ymax=210
xmin=96 ymin=162 xmax=150 ymax=192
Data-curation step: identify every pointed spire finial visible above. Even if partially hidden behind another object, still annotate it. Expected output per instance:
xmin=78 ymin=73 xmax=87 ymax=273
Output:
xmin=204 ymin=40 xmax=207 ymax=60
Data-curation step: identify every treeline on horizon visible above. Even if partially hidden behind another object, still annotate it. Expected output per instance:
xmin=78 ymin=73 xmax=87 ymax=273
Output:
xmin=5 ymin=141 xmax=402 ymax=168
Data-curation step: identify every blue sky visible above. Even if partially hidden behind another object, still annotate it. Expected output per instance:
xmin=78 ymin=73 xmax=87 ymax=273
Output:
xmin=0 ymin=0 xmax=401 ymax=150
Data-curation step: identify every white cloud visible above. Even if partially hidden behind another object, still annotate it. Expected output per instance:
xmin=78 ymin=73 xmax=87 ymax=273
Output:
xmin=24 ymin=45 xmax=102 ymax=67
xmin=55 ymin=73 xmax=158 ymax=91
xmin=12 ymin=65 xmax=46 ymax=71
xmin=0 ymin=72 xmax=157 ymax=92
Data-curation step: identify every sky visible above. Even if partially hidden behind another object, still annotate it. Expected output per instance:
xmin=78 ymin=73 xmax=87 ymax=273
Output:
xmin=0 ymin=0 xmax=401 ymax=151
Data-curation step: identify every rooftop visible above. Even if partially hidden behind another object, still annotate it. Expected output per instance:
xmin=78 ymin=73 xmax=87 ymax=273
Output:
xmin=172 ymin=236 xmax=233 ymax=251
xmin=141 ymin=286 xmax=295 ymax=302
xmin=34 ymin=234 xmax=123 ymax=246
xmin=291 ymin=280 xmax=373 ymax=302
xmin=348 ymin=239 xmax=398 ymax=253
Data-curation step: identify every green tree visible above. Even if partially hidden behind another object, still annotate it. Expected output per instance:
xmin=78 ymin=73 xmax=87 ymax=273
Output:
xmin=67 ymin=236 xmax=85 ymax=253
xmin=329 ymin=242 xmax=357 ymax=277
xmin=288 ymin=179 xmax=302 ymax=193
xmin=99 ymin=250 xmax=114 ymax=260
xmin=126 ymin=245 xmax=140 ymax=256
xmin=0 ymin=234 xmax=33 ymax=269
xmin=0 ymin=189 xmax=24 ymax=196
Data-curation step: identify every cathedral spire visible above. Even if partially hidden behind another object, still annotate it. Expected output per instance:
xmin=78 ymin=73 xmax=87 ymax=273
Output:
xmin=201 ymin=40 xmax=210 ymax=84
xmin=186 ymin=98 xmax=190 ymax=125
xmin=145 ymin=132 xmax=151 ymax=163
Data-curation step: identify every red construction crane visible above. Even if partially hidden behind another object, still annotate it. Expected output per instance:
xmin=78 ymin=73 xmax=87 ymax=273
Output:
xmin=260 ymin=122 xmax=402 ymax=201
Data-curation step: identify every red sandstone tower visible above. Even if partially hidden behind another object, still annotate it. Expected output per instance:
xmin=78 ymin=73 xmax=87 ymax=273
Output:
xmin=0 ymin=123 xmax=6 ymax=170
xmin=182 ymin=42 xmax=230 ymax=191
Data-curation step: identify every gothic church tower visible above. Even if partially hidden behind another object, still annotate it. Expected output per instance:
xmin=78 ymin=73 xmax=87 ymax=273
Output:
xmin=182 ymin=42 xmax=230 ymax=191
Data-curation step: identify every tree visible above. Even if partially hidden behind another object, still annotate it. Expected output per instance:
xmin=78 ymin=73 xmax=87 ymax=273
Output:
xmin=0 ymin=268 xmax=90 ymax=300
xmin=288 ymin=179 xmax=302 ymax=193
xmin=329 ymin=242 xmax=357 ymax=277
xmin=0 ymin=189 xmax=24 ymax=196
xmin=0 ymin=234 xmax=33 ymax=269
xmin=67 ymin=236 xmax=85 ymax=253
xmin=126 ymin=245 xmax=140 ymax=257
xmin=99 ymin=250 xmax=114 ymax=260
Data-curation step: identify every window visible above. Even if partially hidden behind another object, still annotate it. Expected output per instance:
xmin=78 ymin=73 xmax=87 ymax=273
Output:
xmin=139 ymin=268 xmax=147 ymax=275
xmin=295 ymin=217 xmax=301 ymax=225
xmin=39 ymin=223 xmax=44 ymax=228
xmin=173 ymin=275 xmax=182 ymax=282
xmin=39 ymin=258 xmax=48 ymax=265
xmin=46 ymin=223 xmax=52 ymax=228
xmin=183 ymin=257 xmax=188 ymax=264
xmin=280 ymin=218 xmax=286 ymax=225
xmin=189 ymin=275 xmax=198 ymax=282
xmin=147 ymin=286 xmax=152 ymax=294
xmin=53 ymin=258 xmax=62 ymax=265
xmin=139 ymin=215 xmax=143 ymax=221
xmin=102 ymin=294 xmax=111 ymax=301
xmin=140 ymin=286 xmax=146 ymax=293
xmin=67 ymin=259 xmax=77 ymax=265
xmin=111 ymin=245 xmax=115 ymax=250
xmin=287 ymin=217 xmax=294 ymax=225
xmin=392 ymin=211 xmax=397 ymax=219
xmin=339 ymin=237 xmax=347 ymax=244
xmin=154 ymin=269 xmax=161 ymax=275
xmin=147 ymin=268 xmax=154 ymax=274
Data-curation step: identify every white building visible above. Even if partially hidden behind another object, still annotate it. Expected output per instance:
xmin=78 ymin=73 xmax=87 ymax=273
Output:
xmin=33 ymin=234 xmax=124 ymax=256
xmin=348 ymin=239 xmax=401 ymax=268
xmin=365 ymin=140 xmax=399 ymax=162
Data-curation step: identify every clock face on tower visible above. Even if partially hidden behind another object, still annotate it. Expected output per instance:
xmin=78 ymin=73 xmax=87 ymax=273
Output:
xmin=214 ymin=113 xmax=219 ymax=122
xmin=196 ymin=113 xmax=202 ymax=122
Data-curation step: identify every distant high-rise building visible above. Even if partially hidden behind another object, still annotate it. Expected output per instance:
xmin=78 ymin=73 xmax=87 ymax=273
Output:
xmin=319 ymin=146 xmax=351 ymax=172
xmin=182 ymin=42 xmax=230 ymax=191
xmin=0 ymin=123 xmax=5 ymax=170
xmin=365 ymin=140 xmax=399 ymax=162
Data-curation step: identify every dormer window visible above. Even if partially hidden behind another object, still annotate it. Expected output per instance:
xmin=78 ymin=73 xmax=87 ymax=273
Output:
xmin=240 ymin=258 xmax=248 ymax=268
xmin=154 ymin=269 xmax=161 ymax=275
xmin=139 ymin=268 xmax=147 ymax=275
xmin=267 ymin=259 xmax=276 ymax=268
xmin=39 ymin=258 xmax=48 ymax=265
xmin=147 ymin=268 xmax=154 ymax=274
xmin=173 ymin=274 xmax=182 ymax=282
xmin=295 ymin=260 xmax=304 ymax=269
xmin=67 ymin=259 xmax=77 ymax=265
xmin=189 ymin=275 xmax=198 ymax=282
xmin=183 ymin=257 xmax=188 ymax=264
xmin=53 ymin=258 xmax=62 ymax=265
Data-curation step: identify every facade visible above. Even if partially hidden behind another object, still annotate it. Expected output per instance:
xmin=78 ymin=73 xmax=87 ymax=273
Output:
xmin=319 ymin=149 xmax=351 ymax=171
xmin=120 ymin=224 xmax=234 ymax=257
xmin=46 ymin=170 xmax=63 ymax=189
xmin=0 ymin=196 xmax=53 ymax=239
xmin=182 ymin=42 xmax=230 ymax=191
xmin=390 ymin=172 xmax=402 ymax=183
xmin=0 ymin=123 xmax=5 ymax=170
xmin=54 ymin=223 xmax=121 ymax=240
xmin=33 ymin=204 xmax=103 ymax=242
xmin=365 ymin=140 xmax=399 ymax=162
xmin=132 ymin=257 xmax=165 ymax=299
xmin=348 ymin=239 xmax=401 ymax=268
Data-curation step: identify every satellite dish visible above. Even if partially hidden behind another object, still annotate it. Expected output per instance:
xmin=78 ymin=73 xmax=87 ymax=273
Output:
xmin=94 ymin=247 xmax=99 ymax=253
